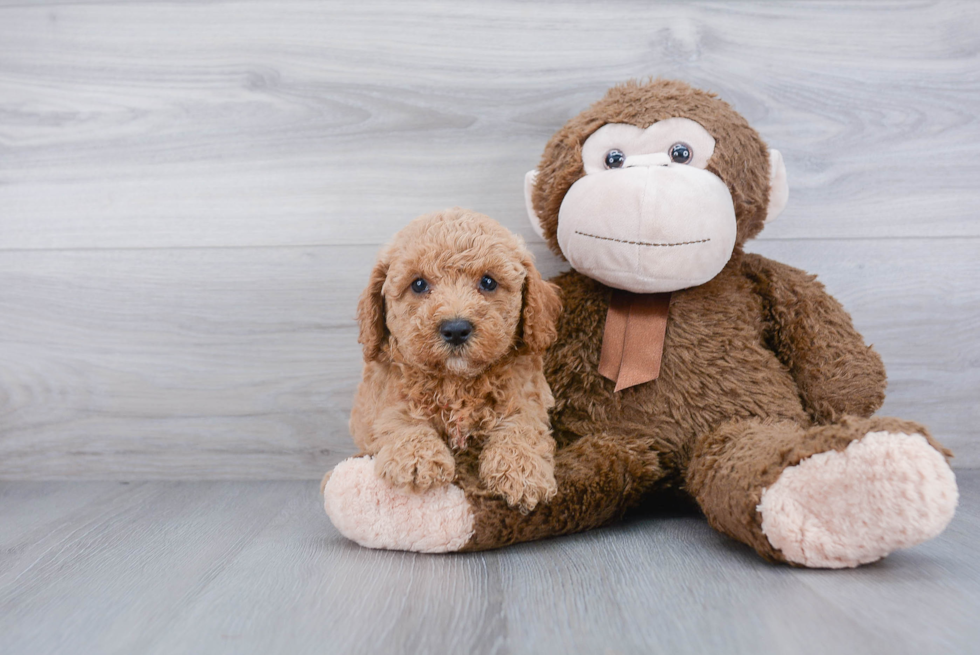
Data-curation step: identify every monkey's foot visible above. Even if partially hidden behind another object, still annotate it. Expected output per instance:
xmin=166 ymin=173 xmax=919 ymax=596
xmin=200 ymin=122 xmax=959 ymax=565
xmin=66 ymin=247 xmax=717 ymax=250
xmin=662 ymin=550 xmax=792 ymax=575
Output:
xmin=323 ymin=456 xmax=474 ymax=553
xmin=759 ymin=431 xmax=958 ymax=568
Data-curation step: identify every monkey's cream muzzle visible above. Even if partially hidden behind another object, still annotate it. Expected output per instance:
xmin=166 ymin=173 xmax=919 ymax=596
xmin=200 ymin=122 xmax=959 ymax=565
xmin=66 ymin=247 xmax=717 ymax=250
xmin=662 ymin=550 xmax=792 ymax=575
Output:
xmin=555 ymin=155 xmax=737 ymax=294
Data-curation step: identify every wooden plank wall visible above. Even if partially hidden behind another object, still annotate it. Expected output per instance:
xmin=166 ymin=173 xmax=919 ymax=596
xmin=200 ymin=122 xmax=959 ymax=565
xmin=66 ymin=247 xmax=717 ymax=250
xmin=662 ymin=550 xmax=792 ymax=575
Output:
xmin=1 ymin=0 xmax=978 ymax=478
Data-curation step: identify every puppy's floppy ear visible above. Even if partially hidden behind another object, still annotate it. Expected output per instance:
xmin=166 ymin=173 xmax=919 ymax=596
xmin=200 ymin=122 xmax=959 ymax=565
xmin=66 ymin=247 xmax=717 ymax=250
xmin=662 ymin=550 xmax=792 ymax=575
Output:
xmin=356 ymin=251 xmax=390 ymax=362
xmin=519 ymin=247 xmax=562 ymax=352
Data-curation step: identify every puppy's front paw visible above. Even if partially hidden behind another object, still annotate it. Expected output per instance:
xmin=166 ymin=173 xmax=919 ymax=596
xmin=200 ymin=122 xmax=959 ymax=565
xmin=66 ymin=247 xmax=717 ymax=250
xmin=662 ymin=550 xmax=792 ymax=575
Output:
xmin=480 ymin=444 xmax=557 ymax=512
xmin=375 ymin=434 xmax=455 ymax=492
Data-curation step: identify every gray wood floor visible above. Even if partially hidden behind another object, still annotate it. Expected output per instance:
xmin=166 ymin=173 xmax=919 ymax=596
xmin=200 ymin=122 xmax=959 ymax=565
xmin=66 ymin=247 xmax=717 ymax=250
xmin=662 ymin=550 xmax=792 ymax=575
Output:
xmin=1 ymin=0 xmax=978 ymax=478
xmin=2 ymin=472 xmax=978 ymax=655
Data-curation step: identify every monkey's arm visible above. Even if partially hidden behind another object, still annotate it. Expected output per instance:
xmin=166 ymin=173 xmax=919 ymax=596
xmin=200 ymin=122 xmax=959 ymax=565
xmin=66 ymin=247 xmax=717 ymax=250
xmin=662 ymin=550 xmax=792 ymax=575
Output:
xmin=742 ymin=253 xmax=887 ymax=423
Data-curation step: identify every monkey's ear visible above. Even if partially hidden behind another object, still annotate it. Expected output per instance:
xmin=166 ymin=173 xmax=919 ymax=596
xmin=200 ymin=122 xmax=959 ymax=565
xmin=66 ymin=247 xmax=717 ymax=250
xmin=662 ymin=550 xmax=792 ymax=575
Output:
xmin=520 ymin=247 xmax=562 ymax=352
xmin=766 ymin=149 xmax=789 ymax=222
xmin=356 ymin=252 xmax=390 ymax=362
xmin=524 ymin=169 xmax=547 ymax=239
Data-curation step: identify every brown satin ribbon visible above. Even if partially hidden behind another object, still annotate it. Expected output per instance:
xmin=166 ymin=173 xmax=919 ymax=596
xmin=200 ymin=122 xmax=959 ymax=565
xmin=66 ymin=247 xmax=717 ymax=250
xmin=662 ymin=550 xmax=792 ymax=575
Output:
xmin=598 ymin=290 xmax=672 ymax=392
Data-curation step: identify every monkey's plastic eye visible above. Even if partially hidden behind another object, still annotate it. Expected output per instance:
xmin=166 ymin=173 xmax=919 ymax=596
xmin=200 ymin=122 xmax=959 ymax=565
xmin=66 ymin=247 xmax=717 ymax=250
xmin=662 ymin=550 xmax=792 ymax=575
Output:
xmin=669 ymin=142 xmax=692 ymax=164
xmin=411 ymin=278 xmax=429 ymax=294
xmin=604 ymin=149 xmax=626 ymax=169
xmin=479 ymin=275 xmax=498 ymax=292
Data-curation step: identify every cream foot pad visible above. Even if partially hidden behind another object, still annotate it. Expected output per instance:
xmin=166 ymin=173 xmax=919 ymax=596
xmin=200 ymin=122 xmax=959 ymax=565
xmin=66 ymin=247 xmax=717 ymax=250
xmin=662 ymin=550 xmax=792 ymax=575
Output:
xmin=323 ymin=456 xmax=474 ymax=553
xmin=759 ymin=432 xmax=958 ymax=568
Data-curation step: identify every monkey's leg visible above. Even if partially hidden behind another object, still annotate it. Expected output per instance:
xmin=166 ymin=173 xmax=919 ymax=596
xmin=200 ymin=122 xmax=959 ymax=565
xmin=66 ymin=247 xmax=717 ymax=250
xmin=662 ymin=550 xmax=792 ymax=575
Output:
xmin=686 ymin=416 xmax=958 ymax=568
xmin=461 ymin=432 xmax=662 ymax=551
xmin=323 ymin=432 xmax=662 ymax=553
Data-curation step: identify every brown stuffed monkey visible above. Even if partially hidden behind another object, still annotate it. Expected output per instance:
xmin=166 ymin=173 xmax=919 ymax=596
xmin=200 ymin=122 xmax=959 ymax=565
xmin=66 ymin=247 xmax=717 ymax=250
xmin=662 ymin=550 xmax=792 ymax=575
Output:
xmin=323 ymin=79 xmax=958 ymax=568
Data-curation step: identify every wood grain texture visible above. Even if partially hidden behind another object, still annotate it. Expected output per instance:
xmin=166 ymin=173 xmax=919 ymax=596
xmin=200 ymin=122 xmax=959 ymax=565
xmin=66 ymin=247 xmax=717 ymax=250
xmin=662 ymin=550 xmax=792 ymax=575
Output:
xmin=2 ymin=473 xmax=979 ymax=654
xmin=0 ymin=0 xmax=977 ymax=477
xmin=1 ymin=0 xmax=978 ymax=248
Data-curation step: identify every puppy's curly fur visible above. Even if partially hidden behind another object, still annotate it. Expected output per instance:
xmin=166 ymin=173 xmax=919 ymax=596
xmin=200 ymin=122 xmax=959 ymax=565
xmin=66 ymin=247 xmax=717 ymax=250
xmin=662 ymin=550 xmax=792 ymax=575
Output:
xmin=349 ymin=208 xmax=563 ymax=511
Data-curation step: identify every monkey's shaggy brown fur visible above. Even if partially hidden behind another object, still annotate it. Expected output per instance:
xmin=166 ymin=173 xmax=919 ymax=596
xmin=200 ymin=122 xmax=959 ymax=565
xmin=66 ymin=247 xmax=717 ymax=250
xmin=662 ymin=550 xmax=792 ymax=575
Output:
xmin=350 ymin=208 xmax=563 ymax=511
xmin=449 ymin=79 xmax=952 ymax=560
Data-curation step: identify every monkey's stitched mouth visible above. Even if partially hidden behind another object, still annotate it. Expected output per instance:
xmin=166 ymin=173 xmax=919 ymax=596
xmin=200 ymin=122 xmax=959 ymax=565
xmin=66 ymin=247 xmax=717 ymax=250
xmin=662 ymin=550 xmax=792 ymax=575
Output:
xmin=575 ymin=231 xmax=711 ymax=247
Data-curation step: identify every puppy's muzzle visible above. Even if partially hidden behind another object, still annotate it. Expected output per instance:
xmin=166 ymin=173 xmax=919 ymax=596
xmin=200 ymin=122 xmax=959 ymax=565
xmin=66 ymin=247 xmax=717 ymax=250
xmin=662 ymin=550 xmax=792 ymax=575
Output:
xmin=439 ymin=319 xmax=473 ymax=347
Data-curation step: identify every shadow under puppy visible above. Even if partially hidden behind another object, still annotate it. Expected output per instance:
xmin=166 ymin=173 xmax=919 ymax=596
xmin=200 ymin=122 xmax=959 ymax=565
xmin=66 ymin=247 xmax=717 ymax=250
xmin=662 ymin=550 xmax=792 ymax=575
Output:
xmin=348 ymin=207 xmax=562 ymax=511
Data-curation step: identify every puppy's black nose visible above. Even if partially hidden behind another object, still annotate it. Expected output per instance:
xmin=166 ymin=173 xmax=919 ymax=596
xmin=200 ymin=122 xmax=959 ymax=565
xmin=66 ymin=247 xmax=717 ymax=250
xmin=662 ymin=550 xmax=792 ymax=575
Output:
xmin=440 ymin=319 xmax=473 ymax=347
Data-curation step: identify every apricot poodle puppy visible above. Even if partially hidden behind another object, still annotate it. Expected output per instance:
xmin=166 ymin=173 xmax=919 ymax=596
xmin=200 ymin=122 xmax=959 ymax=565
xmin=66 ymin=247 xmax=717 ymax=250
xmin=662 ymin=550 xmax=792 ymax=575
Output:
xmin=349 ymin=207 xmax=562 ymax=511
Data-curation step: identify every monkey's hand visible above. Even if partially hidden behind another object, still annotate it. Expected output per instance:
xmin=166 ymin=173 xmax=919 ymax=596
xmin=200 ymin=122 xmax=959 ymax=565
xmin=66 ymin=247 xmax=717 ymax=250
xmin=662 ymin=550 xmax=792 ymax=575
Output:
xmin=744 ymin=253 xmax=887 ymax=423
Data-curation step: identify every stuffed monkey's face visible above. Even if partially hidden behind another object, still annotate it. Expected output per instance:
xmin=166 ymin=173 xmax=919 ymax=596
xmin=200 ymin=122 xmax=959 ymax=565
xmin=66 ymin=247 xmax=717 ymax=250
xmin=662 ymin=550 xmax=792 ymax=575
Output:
xmin=558 ymin=118 xmax=736 ymax=293
xmin=525 ymin=81 xmax=789 ymax=294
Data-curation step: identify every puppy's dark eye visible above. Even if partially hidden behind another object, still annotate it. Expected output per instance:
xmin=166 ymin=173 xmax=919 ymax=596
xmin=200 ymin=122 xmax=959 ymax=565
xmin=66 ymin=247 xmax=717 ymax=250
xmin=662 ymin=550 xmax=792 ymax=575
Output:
xmin=411 ymin=278 xmax=429 ymax=294
xmin=479 ymin=275 xmax=497 ymax=292
xmin=669 ymin=142 xmax=692 ymax=164
xmin=604 ymin=149 xmax=626 ymax=169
